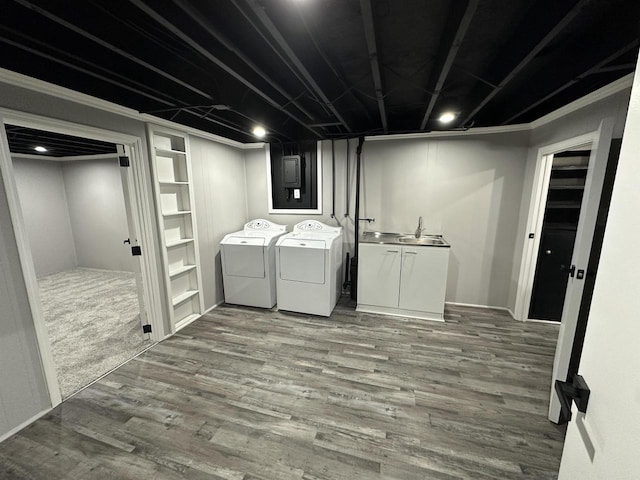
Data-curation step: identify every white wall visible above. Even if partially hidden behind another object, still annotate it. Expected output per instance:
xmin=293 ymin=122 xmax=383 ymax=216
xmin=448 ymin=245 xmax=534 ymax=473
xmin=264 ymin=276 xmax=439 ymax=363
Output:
xmin=0 ymin=167 xmax=50 ymax=438
xmin=245 ymin=135 xmax=529 ymax=308
xmin=13 ymin=158 xmax=77 ymax=277
xmin=360 ymin=133 xmax=529 ymax=307
xmin=557 ymin=65 xmax=640 ymax=480
xmin=190 ymin=136 xmax=248 ymax=310
xmin=62 ymin=158 xmax=133 ymax=272
xmin=507 ymin=89 xmax=632 ymax=312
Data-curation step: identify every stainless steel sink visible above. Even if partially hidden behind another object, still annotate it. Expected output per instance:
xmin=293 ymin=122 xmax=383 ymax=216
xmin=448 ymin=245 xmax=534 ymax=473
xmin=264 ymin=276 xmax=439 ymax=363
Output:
xmin=397 ymin=235 xmax=446 ymax=246
xmin=360 ymin=231 xmax=449 ymax=247
xmin=360 ymin=231 xmax=402 ymax=243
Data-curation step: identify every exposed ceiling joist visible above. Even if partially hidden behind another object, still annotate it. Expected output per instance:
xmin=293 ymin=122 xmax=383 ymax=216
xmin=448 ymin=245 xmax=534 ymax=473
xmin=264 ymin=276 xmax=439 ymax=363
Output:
xmin=460 ymin=0 xmax=590 ymax=126
xmin=12 ymin=0 xmax=213 ymax=100
xmin=244 ymin=0 xmax=352 ymax=133
xmin=419 ymin=0 xmax=479 ymax=130
xmin=0 ymin=34 xmax=256 ymax=139
xmin=360 ymin=0 xmax=388 ymax=133
xmin=294 ymin=5 xmax=372 ymax=121
xmin=171 ymin=0 xmax=315 ymax=122
xmin=130 ymin=0 xmax=321 ymax=139
xmin=502 ymin=40 xmax=640 ymax=125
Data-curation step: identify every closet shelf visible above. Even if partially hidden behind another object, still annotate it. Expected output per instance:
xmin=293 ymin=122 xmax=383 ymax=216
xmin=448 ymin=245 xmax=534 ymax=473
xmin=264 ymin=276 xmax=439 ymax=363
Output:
xmin=172 ymin=290 xmax=199 ymax=306
xmin=163 ymin=210 xmax=192 ymax=217
xmin=166 ymin=238 xmax=194 ymax=248
xmin=169 ymin=265 xmax=197 ymax=278
xmin=175 ymin=313 xmax=200 ymax=330
xmin=552 ymin=165 xmax=588 ymax=171
xmin=155 ymin=148 xmax=186 ymax=156
xmin=549 ymin=185 xmax=584 ymax=190
xmin=159 ymin=181 xmax=189 ymax=186
xmin=547 ymin=202 xmax=581 ymax=209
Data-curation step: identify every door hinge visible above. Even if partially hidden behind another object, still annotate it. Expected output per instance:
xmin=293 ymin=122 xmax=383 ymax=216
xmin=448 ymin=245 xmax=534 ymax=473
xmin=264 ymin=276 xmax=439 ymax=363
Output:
xmin=119 ymin=156 xmax=130 ymax=167
xmin=555 ymin=375 xmax=590 ymax=424
xmin=142 ymin=324 xmax=152 ymax=334
xmin=131 ymin=246 xmax=142 ymax=256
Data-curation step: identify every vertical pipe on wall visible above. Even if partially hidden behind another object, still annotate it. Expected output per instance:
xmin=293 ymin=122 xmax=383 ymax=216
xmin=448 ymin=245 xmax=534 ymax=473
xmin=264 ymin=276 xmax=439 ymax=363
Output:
xmin=345 ymin=139 xmax=350 ymax=218
xmin=330 ymin=139 xmax=336 ymax=219
xmin=351 ymin=136 xmax=365 ymax=300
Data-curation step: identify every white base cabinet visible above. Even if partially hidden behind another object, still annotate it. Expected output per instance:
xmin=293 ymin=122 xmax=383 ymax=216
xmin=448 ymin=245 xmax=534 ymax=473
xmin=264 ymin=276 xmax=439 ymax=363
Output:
xmin=357 ymin=242 xmax=449 ymax=321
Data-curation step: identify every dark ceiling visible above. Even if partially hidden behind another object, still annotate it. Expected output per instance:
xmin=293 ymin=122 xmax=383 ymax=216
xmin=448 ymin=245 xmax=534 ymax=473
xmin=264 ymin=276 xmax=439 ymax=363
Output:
xmin=1 ymin=0 xmax=639 ymax=143
xmin=6 ymin=125 xmax=116 ymax=157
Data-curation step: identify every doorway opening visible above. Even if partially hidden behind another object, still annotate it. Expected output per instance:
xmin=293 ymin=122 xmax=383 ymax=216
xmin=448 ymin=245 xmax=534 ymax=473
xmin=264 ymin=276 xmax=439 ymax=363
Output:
xmin=7 ymin=125 xmax=149 ymax=399
xmin=528 ymin=149 xmax=590 ymax=322
xmin=0 ymin=111 xmax=164 ymax=407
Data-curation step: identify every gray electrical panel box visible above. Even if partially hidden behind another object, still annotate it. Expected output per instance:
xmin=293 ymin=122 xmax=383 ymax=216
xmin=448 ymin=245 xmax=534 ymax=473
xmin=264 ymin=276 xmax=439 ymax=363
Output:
xmin=282 ymin=155 xmax=302 ymax=188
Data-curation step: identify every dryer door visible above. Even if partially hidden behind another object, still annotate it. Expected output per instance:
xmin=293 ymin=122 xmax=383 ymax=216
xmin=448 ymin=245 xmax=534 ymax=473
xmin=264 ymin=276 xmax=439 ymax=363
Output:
xmin=279 ymin=239 xmax=326 ymax=284
xmin=222 ymin=237 xmax=265 ymax=278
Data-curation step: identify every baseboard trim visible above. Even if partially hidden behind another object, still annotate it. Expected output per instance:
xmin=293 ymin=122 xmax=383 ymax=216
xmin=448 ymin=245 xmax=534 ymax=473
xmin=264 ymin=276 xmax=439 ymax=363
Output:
xmin=446 ymin=302 xmax=521 ymax=320
xmin=0 ymin=407 xmax=52 ymax=443
xmin=527 ymin=318 xmax=561 ymax=326
xmin=203 ymin=301 xmax=224 ymax=315
xmin=445 ymin=301 xmax=510 ymax=312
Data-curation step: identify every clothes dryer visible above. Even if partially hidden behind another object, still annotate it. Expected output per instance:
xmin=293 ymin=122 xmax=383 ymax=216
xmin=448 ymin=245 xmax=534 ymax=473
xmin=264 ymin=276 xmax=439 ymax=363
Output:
xmin=221 ymin=219 xmax=287 ymax=308
xmin=276 ymin=220 xmax=342 ymax=316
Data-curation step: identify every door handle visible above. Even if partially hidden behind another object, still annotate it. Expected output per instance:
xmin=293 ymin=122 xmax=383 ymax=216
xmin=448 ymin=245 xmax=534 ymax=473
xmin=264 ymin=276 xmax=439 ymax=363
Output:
xmin=123 ymin=238 xmax=131 ymax=245
xmin=568 ymin=264 xmax=576 ymax=278
xmin=555 ymin=375 xmax=591 ymax=424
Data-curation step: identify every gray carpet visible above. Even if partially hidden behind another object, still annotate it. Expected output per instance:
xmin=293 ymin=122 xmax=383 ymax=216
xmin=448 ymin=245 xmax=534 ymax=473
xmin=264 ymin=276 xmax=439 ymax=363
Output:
xmin=38 ymin=267 xmax=149 ymax=399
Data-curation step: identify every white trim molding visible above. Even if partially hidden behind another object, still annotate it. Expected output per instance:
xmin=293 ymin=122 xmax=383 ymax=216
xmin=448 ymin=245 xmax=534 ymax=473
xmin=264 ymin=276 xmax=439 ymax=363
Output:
xmin=512 ymin=130 xmax=600 ymax=322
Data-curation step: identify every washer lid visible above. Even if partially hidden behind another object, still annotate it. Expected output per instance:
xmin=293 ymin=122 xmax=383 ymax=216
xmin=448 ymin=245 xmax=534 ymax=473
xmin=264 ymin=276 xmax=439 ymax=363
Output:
xmin=223 ymin=236 xmax=265 ymax=246
xmin=278 ymin=238 xmax=326 ymax=249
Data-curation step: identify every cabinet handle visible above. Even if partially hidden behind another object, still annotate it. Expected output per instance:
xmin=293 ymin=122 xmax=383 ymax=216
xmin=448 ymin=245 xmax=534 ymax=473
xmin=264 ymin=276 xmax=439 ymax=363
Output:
xmin=404 ymin=251 xmax=417 ymax=255
xmin=386 ymin=250 xmax=399 ymax=253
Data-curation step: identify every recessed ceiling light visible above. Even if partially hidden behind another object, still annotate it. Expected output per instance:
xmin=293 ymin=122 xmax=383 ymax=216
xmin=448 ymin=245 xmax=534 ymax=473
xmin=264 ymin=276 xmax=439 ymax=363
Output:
xmin=252 ymin=126 xmax=266 ymax=138
xmin=34 ymin=146 xmax=48 ymax=152
xmin=438 ymin=112 xmax=456 ymax=123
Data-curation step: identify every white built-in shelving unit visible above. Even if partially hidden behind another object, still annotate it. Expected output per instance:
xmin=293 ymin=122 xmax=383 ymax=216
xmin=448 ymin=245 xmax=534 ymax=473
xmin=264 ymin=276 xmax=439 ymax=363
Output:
xmin=149 ymin=127 xmax=204 ymax=332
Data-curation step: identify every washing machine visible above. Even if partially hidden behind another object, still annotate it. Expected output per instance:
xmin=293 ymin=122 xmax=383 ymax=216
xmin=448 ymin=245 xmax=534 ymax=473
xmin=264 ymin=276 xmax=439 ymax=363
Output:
xmin=276 ymin=220 xmax=343 ymax=317
xmin=220 ymin=219 xmax=288 ymax=308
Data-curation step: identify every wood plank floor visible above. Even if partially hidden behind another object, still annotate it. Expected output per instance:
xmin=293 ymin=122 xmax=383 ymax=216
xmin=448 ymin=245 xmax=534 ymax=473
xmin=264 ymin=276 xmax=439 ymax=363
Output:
xmin=0 ymin=298 xmax=565 ymax=479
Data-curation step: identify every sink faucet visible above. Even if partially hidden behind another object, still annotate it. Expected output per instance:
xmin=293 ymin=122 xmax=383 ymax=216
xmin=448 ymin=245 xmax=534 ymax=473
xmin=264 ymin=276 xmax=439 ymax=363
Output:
xmin=415 ymin=216 xmax=423 ymax=238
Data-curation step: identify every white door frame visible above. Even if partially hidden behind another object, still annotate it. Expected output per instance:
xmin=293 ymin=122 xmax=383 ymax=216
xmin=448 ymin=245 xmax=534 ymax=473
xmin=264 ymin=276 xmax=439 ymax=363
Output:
xmin=0 ymin=109 xmax=165 ymax=408
xmin=513 ymin=131 xmax=598 ymax=323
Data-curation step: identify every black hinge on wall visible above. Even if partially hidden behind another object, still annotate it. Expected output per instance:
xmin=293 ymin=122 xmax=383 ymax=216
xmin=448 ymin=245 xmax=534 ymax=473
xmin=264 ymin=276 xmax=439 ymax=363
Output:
xmin=119 ymin=156 xmax=130 ymax=167
xmin=142 ymin=324 xmax=152 ymax=334
xmin=131 ymin=246 xmax=142 ymax=256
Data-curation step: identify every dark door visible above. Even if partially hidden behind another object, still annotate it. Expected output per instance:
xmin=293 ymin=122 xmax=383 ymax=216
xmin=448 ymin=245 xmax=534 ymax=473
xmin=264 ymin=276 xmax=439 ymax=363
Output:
xmin=529 ymin=227 xmax=577 ymax=321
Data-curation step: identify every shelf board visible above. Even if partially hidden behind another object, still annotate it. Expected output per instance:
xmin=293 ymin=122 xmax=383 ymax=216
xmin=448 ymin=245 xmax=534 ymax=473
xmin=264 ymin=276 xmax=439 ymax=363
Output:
xmin=169 ymin=264 xmax=197 ymax=278
xmin=166 ymin=238 xmax=194 ymax=248
xmin=547 ymin=202 xmax=581 ymax=209
xmin=552 ymin=165 xmax=588 ymax=171
xmin=159 ymin=181 xmax=189 ymax=186
xmin=175 ymin=313 xmax=201 ymax=331
xmin=549 ymin=185 xmax=585 ymax=190
xmin=163 ymin=210 xmax=192 ymax=217
xmin=172 ymin=290 xmax=199 ymax=306
xmin=155 ymin=148 xmax=186 ymax=156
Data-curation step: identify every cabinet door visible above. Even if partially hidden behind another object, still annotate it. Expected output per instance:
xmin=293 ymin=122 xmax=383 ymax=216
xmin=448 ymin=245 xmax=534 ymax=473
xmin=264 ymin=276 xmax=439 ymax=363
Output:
xmin=358 ymin=243 xmax=401 ymax=308
xmin=399 ymin=247 xmax=449 ymax=313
